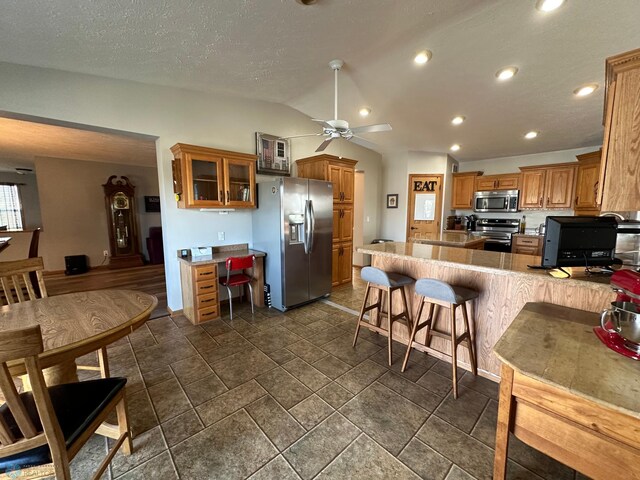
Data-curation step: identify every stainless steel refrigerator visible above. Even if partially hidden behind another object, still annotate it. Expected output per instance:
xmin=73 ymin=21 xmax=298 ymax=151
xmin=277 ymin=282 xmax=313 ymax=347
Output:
xmin=252 ymin=177 xmax=333 ymax=311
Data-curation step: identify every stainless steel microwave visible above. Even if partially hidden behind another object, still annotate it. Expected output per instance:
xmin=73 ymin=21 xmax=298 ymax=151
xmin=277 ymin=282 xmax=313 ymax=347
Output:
xmin=473 ymin=190 xmax=520 ymax=213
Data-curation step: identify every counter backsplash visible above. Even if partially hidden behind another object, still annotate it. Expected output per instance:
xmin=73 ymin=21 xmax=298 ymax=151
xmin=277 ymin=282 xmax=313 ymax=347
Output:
xmin=454 ymin=209 xmax=573 ymax=231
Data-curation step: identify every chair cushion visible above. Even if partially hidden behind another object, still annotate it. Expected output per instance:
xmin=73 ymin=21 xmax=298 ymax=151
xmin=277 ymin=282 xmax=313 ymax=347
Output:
xmin=415 ymin=278 xmax=479 ymax=305
xmin=361 ymin=267 xmax=414 ymax=288
xmin=219 ymin=273 xmax=252 ymax=287
xmin=0 ymin=377 xmax=127 ymax=474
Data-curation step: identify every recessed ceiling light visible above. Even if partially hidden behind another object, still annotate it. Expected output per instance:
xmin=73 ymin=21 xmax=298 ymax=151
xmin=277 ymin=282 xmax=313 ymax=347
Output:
xmin=496 ymin=66 xmax=518 ymax=81
xmin=535 ymin=0 xmax=565 ymax=12
xmin=450 ymin=144 xmax=461 ymax=152
xmin=524 ymin=131 xmax=539 ymax=139
xmin=359 ymin=107 xmax=371 ymax=117
xmin=414 ymin=50 xmax=432 ymax=65
xmin=451 ymin=116 xmax=465 ymax=125
xmin=573 ymin=83 xmax=598 ymax=97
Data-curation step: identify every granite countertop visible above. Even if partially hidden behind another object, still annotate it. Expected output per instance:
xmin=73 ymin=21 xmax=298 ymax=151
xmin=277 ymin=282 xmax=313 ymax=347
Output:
xmin=356 ymin=242 xmax=613 ymax=288
xmin=177 ymin=244 xmax=265 ymax=266
xmin=410 ymin=231 xmax=486 ymax=248
xmin=493 ymin=302 xmax=640 ymax=419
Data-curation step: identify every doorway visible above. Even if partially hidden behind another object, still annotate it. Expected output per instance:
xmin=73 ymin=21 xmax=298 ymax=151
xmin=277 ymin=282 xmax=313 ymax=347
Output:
xmin=406 ymin=174 xmax=443 ymax=240
xmin=353 ymin=171 xmax=366 ymax=266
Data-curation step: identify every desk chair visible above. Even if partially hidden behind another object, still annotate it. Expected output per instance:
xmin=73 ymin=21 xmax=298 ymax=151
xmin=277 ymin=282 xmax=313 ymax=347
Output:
xmin=219 ymin=255 xmax=256 ymax=320
xmin=0 ymin=325 xmax=132 ymax=479
xmin=0 ymin=258 xmax=110 ymax=380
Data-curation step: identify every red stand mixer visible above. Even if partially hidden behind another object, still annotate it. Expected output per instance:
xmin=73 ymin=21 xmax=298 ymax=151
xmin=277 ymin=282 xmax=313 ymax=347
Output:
xmin=596 ymin=269 xmax=640 ymax=358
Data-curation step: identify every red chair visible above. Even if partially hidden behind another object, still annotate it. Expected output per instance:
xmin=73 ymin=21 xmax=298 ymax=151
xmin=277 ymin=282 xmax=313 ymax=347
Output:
xmin=219 ymin=255 xmax=256 ymax=319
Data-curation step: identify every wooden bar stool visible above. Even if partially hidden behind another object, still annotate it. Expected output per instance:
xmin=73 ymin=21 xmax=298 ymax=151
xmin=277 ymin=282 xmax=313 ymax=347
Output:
xmin=353 ymin=266 xmax=414 ymax=365
xmin=402 ymin=278 xmax=478 ymax=398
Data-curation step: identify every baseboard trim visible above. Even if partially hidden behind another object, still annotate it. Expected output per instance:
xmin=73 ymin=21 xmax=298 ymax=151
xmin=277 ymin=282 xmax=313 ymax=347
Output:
xmin=167 ymin=307 xmax=183 ymax=316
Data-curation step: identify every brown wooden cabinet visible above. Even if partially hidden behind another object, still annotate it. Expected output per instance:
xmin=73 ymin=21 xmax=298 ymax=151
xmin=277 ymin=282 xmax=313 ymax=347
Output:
xmin=519 ymin=164 xmax=576 ymax=210
xmin=475 ymin=174 xmax=521 ymax=191
xmin=451 ymin=172 xmax=482 ymax=209
xmin=544 ymin=165 xmax=577 ymax=209
xmin=297 ymin=154 xmax=357 ymax=286
xmin=179 ymin=262 xmax=220 ymax=323
xmin=519 ymin=169 xmax=546 ymax=209
xmin=171 ymin=143 xmax=257 ymax=209
xmin=512 ymin=235 xmax=543 ymax=256
xmin=599 ymin=48 xmax=640 ymax=211
xmin=574 ymin=150 xmax=602 ymax=215
xmin=332 ymin=205 xmax=353 ymax=243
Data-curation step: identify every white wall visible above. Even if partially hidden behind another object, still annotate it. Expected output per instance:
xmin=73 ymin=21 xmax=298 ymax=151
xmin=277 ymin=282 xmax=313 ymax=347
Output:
xmin=379 ymin=150 xmax=453 ymax=240
xmin=0 ymin=62 xmax=382 ymax=310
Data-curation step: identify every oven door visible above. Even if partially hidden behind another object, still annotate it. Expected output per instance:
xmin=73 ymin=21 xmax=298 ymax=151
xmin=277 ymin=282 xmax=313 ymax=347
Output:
xmin=473 ymin=193 xmax=508 ymax=213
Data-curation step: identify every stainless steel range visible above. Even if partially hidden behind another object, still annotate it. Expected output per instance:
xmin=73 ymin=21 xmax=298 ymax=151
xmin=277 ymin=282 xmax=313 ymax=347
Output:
xmin=471 ymin=218 xmax=520 ymax=252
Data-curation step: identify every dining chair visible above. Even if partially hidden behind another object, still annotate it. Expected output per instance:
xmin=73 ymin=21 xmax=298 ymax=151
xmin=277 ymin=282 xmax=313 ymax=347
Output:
xmin=0 ymin=325 xmax=132 ymax=479
xmin=0 ymin=258 xmax=110 ymax=380
xmin=219 ymin=255 xmax=256 ymax=320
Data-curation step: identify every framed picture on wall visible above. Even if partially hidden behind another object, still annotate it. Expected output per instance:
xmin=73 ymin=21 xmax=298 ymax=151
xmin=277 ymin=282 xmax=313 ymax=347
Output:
xmin=256 ymin=132 xmax=291 ymax=176
xmin=144 ymin=196 xmax=161 ymax=212
xmin=387 ymin=194 xmax=398 ymax=208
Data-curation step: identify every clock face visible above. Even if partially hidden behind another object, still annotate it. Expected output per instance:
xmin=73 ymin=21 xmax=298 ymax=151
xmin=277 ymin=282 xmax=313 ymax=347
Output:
xmin=112 ymin=192 xmax=130 ymax=210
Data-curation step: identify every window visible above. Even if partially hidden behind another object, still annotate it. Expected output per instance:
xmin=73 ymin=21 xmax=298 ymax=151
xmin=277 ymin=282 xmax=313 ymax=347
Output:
xmin=0 ymin=184 xmax=24 ymax=230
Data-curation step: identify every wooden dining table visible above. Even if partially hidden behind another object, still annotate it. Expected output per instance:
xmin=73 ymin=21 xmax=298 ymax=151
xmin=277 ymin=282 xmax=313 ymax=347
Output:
xmin=0 ymin=289 xmax=157 ymax=386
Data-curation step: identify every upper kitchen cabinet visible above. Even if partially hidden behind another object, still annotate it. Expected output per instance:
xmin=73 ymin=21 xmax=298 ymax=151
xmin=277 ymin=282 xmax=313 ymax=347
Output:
xmin=544 ymin=164 xmax=577 ymax=209
xmin=451 ymin=172 xmax=482 ymax=209
xmin=519 ymin=168 xmax=546 ymax=209
xmin=574 ymin=150 xmax=602 ymax=215
xmin=171 ymin=143 xmax=257 ymax=209
xmin=296 ymin=155 xmax=358 ymax=204
xmin=599 ymin=48 xmax=640 ymax=212
xmin=519 ymin=163 xmax=577 ymax=210
xmin=474 ymin=173 xmax=520 ymax=191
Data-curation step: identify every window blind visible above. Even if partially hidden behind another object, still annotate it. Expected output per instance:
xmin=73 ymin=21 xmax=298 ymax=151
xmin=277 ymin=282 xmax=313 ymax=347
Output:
xmin=0 ymin=184 xmax=24 ymax=230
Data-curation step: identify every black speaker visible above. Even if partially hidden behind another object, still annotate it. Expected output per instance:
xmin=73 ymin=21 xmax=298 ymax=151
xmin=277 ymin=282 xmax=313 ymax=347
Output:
xmin=64 ymin=255 xmax=88 ymax=275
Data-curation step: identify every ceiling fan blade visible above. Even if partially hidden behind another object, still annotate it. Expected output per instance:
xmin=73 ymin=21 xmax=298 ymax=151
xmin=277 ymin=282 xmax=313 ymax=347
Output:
xmin=279 ymin=133 xmax=323 ymax=140
xmin=351 ymin=135 xmax=378 ymax=150
xmin=350 ymin=123 xmax=392 ymax=134
xmin=311 ymin=118 xmax=334 ymax=130
xmin=315 ymin=137 xmax=334 ymax=152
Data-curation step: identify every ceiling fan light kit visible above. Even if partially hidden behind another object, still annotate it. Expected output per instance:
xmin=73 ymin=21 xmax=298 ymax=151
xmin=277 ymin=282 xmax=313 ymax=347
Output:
xmin=282 ymin=59 xmax=392 ymax=152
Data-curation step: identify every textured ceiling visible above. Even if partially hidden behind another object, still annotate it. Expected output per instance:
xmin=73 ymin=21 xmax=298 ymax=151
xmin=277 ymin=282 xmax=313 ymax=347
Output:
xmin=0 ymin=117 xmax=157 ymax=172
xmin=1 ymin=0 xmax=640 ymax=161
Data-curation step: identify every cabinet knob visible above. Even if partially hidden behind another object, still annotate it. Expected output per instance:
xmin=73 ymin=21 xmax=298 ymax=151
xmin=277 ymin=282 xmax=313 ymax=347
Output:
xmin=575 ymin=195 xmax=579 ymax=205
xmin=539 ymin=196 xmax=543 ymax=205
xmin=220 ymin=190 xmax=223 ymax=201
xmin=226 ymin=190 xmax=230 ymax=202
xmin=547 ymin=196 xmax=550 ymax=205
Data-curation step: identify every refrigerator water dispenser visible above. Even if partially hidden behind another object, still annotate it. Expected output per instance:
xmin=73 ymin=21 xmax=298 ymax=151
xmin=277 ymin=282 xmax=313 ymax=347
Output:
xmin=288 ymin=214 xmax=305 ymax=244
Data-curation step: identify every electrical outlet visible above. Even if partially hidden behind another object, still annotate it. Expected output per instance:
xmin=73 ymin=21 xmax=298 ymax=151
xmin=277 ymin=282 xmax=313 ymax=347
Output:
xmin=218 ymin=232 xmax=225 ymax=241
xmin=103 ymin=250 xmax=109 ymax=257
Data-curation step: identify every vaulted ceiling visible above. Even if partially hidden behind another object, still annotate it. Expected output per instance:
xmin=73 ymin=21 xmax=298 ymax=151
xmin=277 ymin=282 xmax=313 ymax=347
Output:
xmin=1 ymin=0 xmax=639 ymax=161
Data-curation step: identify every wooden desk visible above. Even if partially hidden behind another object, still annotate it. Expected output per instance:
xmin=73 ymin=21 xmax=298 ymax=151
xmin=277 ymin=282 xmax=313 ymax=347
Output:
xmin=0 ymin=289 xmax=157 ymax=386
xmin=177 ymin=244 xmax=265 ymax=324
xmin=493 ymin=303 xmax=640 ymax=480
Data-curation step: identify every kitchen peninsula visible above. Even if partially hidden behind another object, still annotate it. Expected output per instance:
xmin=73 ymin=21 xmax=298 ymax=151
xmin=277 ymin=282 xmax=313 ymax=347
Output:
xmin=356 ymin=242 xmax=616 ymax=378
xmin=410 ymin=231 xmax=486 ymax=249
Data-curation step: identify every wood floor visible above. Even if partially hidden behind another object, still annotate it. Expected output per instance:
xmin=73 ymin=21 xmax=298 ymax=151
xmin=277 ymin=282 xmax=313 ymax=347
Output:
xmin=44 ymin=264 xmax=168 ymax=319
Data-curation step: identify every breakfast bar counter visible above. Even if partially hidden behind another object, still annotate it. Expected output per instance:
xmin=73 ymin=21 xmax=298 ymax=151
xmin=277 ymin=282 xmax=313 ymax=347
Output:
xmin=410 ymin=231 xmax=486 ymax=249
xmin=492 ymin=302 xmax=640 ymax=479
xmin=356 ymin=242 xmax=616 ymax=377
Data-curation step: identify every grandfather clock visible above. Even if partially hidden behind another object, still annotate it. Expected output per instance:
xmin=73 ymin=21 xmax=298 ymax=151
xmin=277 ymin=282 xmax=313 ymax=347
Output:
xmin=103 ymin=176 xmax=144 ymax=268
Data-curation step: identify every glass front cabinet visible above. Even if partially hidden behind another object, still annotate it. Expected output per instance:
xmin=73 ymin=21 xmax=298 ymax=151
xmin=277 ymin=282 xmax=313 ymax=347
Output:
xmin=171 ymin=144 xmax=257 ymax=209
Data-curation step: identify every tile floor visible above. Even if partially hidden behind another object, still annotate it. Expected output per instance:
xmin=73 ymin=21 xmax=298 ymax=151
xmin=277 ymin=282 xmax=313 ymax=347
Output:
xmin=66 ymin=281 xmax=590 ymax=479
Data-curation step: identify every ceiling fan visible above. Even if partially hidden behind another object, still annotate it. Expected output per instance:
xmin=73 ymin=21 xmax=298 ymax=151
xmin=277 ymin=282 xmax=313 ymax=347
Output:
xmin=284 ymin=59 xmax=392 ymax=152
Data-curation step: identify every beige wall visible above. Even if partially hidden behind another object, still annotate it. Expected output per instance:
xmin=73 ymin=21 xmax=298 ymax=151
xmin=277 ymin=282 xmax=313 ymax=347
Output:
xmin=34 ymin=157 xmax=161 ymax=271
xmin=0 ymin=62 xmax=382 ymax=308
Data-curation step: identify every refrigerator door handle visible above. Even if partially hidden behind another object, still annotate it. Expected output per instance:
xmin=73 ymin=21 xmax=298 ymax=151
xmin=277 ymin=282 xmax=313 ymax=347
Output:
xmin=308 ymin=200 xmax=316 ymax=253
xmin=303 ymin=200 xmax=311 ymax=254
